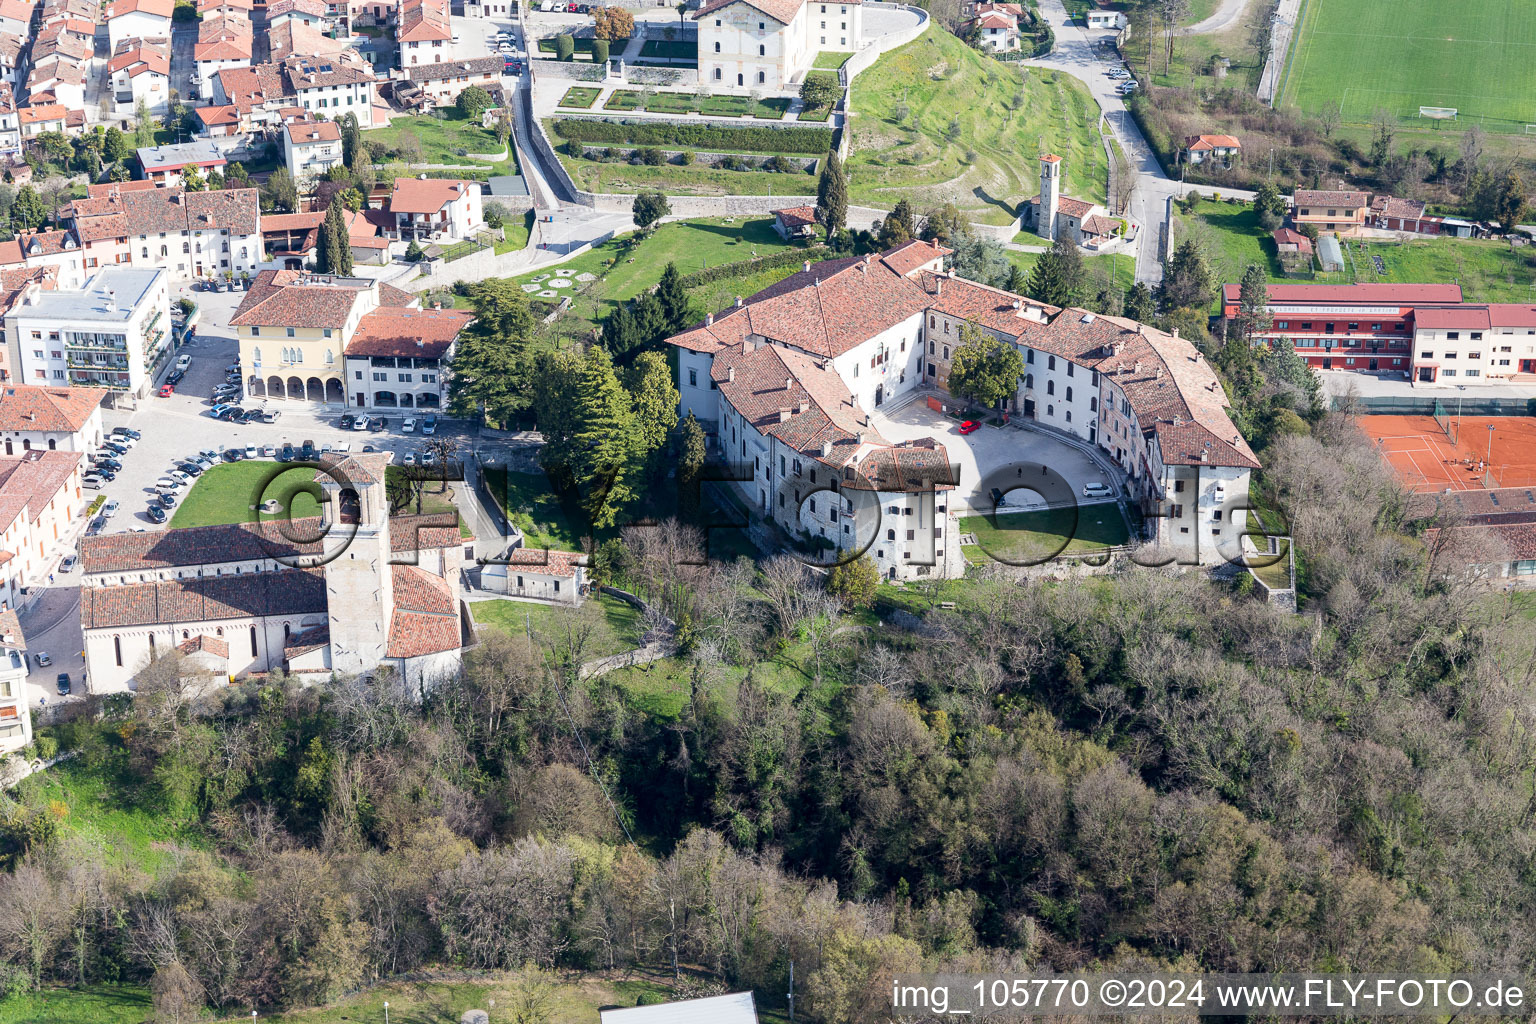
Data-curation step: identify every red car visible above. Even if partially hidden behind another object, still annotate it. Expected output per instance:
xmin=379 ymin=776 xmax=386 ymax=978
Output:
xmin=958 ymin=420 xmax=980 ymax=435
xmin=158 ymin=383 xmax=175 ymax=397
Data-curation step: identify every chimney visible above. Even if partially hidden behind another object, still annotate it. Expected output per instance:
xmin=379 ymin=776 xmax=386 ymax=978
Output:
xmin=803 ymin=260 xmax=811 ymax=273
xmin=1133 ymin=360 xmax=1143 ymax=374
xmin=821 ymin=440 xmax=832 ymax=457
xmin=795 ymin=400 xmax=805 ymax=414
xmin=855 ymin=431 xmax=865 ymax=444
xmin=705 ymin=312 xmax=713 ymax=326
xmin=726 ymin=367 xmax=735 ymax=383
xmin=742 ymin=338 xmax=753 ymax=353
xmin=1172 ymin=328 xmax=1180 ymax=339
xmin=779 ymin=408 xmax=791 ymax=422
xmin=1200 ymin=451 xmax=1209 ymax=462
xmin=1012 ymin=299 xmax=1021 ymax=310
xmin=734 ymin=295 xmax=743 ymax=307
xmin=784 ymin=377 xmax=792 ymax=391
xmin=935 ymin=278 xmax=942 ymax=296
xmin=416 ymin=339 xmax=424 ymax=347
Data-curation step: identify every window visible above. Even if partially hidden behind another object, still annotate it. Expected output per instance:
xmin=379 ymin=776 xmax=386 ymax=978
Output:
xmin=942 ymin=346 xmax=949 ymax=359
xmin=758 ymin=70 xmax=766 ymax=83
xmin=399 ymin=373 xmax=412 ymax=382
xmin=688 ymin=368 xmax=697 ymax=386
xmin=1065 ymin=386 xmax=1072 ymax=402
xmin=1448 ymin=331 xmax=1460 ymax=340
xmin=1048 ymin=355 xmax=1056 ymax=370
xmin=355 ymin=371 xmax=363 ymax=380
xmin=1420 ymin=351 xmax=1432 ymax=359
xmin=1471 ymin=333 xmax=1483 ymax=341
xmin=1469 ymin=351 xmax=1483 ymax=360
xmin=759 ymin=44 xmax=765 ymax=54
xmin=1445 ymin=352 xmax=1458 ymax=360
xmin=1466 ymin=369 xmax=1481 ymax=377
xmin=286 ymin=328 xmax=295 ymax=338
xmin=1046 ymin=380 xmax=1055 ymax=395
xmin=714 ymin=41 xmax=720 ymax=51
xmin=1443 ymin=369 xmax=1458 ymax=377
xmin=714 ymin=68 xmax=721 ymax=80
xmin=113 ymin=635 xmax=122 ymax=666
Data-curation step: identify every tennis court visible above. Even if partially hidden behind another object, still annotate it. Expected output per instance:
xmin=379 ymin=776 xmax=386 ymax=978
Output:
xmin=1359 ymin=414 xmax=1536 ymax=492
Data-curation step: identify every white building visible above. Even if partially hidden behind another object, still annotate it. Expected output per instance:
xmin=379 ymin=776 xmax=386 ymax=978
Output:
xmin=1019 ymin=154 xmax=1118 ymax=246
xmin=400 ymin=55 xmax=504 ymax=110
xmin=105 ymin=0 xmax=172 ymax=50
xmin=193 ymin=13 xmax=254 ymax=98
xmin=388 ymin=177 xmax=483 ymax=242
xmin=109 ymin=39 xmax=171 ymax=116
xmin=0 ymin=449 xmax=86 ymax=611
xmin=0 ymin=0 xmax=33 ymax=39
xmin=342 ymin=305 xmax=474 ymax=411
xmin=481 ymin=547 xmax=589 ymax=605
xmin=0 ymin=383 xmax=104 ymax=454
xmin=136 ymin=139 xmax=228 ymax=186
xmin=669 ymin=239 xmax=1260 ymax=573
xmin=78 ymin=457 xmax=471 ymax=692
xmin=0 ymin=609 xmax=30 ymax=755
xmin=695 ymin=0 xmax=862 ymax=93
xmin=67 ymin=186 xmax=263 ymax=284
xmin=283 ymin=54 xmax=379 ymax=128
xmin=8 ymin=268 xmax=170 ymax=399
xmin=283 ymin=120 xmax=344 ymax=182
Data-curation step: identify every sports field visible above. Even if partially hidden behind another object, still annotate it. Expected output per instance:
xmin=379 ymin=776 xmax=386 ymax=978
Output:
xmin=1359 ymin=414 xmax=1536 ymax=492
xmin=1279 ymin=0 xmax=1536 ymax=128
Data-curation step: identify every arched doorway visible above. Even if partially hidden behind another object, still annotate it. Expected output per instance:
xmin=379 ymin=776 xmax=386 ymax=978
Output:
xmin=248 ymin=375 xmax=266 ymax=397
xmin=305 ymin=377 xmax=324 ymax=402
xmin=268 ymin=376 xmax=285 ymax=399
xmin=416 ymin=392 xmax=440 ymax=408
xmin=287 ymin=375 xmax=304 ymax=399
xmin=374 ymin=390 xmax=398 ymax=407
xmin=325 ymin=378 xmax=344 ymax=404
xmin=875 ymin=384 xmax=884 ymax=406
xmin=399 ymin=392 xmax=415 ymax=408
xmin=338 ymin=487 xmax=360 ymax=524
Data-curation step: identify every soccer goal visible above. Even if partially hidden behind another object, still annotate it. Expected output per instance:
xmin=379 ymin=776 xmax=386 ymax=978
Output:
xmin=1419 ymin=106 xmax=1459 ymax=120
xmin=1526 ymin=124 xmax=1536 ymax=136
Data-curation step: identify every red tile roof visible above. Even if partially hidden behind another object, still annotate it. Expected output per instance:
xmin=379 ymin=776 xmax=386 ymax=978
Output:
xmin=1184 ymin=134 xmax=1240 ymax=150
xmin=231 ymin=268 xmax=373 ymax=329
xmin=1371 ymin=195 xmax=1428 ymax=221
xmin=501 ymin=546 xmax=587 ymax=575
xmin=0 ymin=450 xmax=79 ymax=532
xmin=773 ymin=205 xmax=817 ymax=230
xmin=392 ymin=511 xmax=469 ymax=554
xmin=1271 ymin=227 xmax=1312 ymax=252
xmin=0 ymin=607 xmax=25 ymax=651
xmin=694 ymin=0 xmax=834 ymax=25
xmin=285 ymin=119 xmax=340 ymax=144
xmin=1293 ymin=189 xmax=1370 ymax=208
xmin=18 ymin=103 xmax=67 ymax=125
xmin=347 ymin=307 xmax=474 ymax=358
xmin=177 ymin=633 xmax=229 ymax=658
xmin=0 ymin=384 xmax=100 ymax=432
xmin=1222 ymin=282 xmax=1465 ymax=305
xmin=194 ymin=103 xmax=239 ymax=127
xmin=106 ymin=0 xmax=172 ymax=16
xmin=80 ymin=568 xmax=328 ymax=628
xmin=397 ymin=0 xmax=449 ymax=41
xmin=386 ymin=564 xmax=460 ymax=658
xmin=389 ymin=176 xmax=475 ymax=215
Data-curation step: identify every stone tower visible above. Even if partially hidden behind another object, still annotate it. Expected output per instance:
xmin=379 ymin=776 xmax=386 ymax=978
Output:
xmin=1039 ymin=153 xmax=1062 ymax=241
xmin=318 ymin=454 xmax=394 ymax=675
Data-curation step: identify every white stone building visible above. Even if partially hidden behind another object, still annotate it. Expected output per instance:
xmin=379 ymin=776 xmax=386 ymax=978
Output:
xmin=8 ymin=268 xmax=170 ymax=399
xmin=388 ymin=177 xmax=483 ymax=243
xmin=0 ymin=609 xmax=30 ymax=755
xmin=695 ymin=0 xmax=862 ymax=93
xmin=0 ymin=383 xmax=104 ymax=454
xmin=283 ymin=120 xmax=344 ymax=182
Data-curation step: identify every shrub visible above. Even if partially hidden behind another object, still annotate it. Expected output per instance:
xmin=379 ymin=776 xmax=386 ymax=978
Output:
xmin=677 ymin=149 xmax=694 ymax=165
xmin=551 ymin=117 xmax=832 ymax=154
xmin=592 ymin=38 xmax=610 ymax=63
xmin=678 ymin=245 xmax=830 ymax=287
xmin=762 ymin=154 xmax=796 ymax=173
xmin=555 ymin=34 xmax=575 ymax=61
xmin=638 ymin=146 xmax=664 ymax=165
xmin=33 ymin=734 xmax=58 ymax=760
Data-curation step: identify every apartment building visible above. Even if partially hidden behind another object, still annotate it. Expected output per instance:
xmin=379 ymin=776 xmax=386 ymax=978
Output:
xmin=342 ymin=305 xmax=473 ymax=411
xmin=7 ymin=267 xmax=170 ymax=399
xmin=282 ymin=120 xmax=344 ymax=181
xmin=109 ymin=38 xmax=172 ymax=115
xmin=0 ymin=609 xmax=30 ymax=755
xmin=136 ymin=139 xmax=228 ymax=185
xmin=0 ymin=450 xmax=83 ymax=613
xmin=66 ymin=185 xmax=262 ymax=282
xmin=105 ymin=0 xmax=172 ymax=49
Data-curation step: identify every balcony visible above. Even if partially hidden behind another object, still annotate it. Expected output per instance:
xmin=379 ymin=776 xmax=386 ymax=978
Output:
xmin=67 ymin=356 xmax=129 ymax=371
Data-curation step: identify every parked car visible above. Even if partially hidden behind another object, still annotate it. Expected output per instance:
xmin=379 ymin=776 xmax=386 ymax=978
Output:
xmin=223 ymin=449 xmax=243 ymax=462
xmin=82 ymin=475 xmax=103 ymax=489
xmin=419 ymin=449 xmax=438 ymax=467
xmin=176 ymin=354 xmax=192 ymax=369
xmin=167 ymin=370 xmax=185 ymax=385
xmin=260 ymin=410 xmax=281 ymax=423
xmin=339 ymin=413 xmax=356 ymax=430
xmin=156 ymin=476 xmax=185 ymax=491
xmin=402 ymin=417 xmax=417 ymax=433
xmin=244 ymin=444 xmax=258 ymax=460
xmin=230 ymin=409 xmax=253 ymax=424
xmin=958 ymin=420 xmax=980 ymax=435
xmin=56 ymin=673 xmax=71 ymax=695
xmin=299 ymin=440 xmax=317 ymax=460
xmin=178 ymin=462 xmax=203 ymax=477
xmin=369 ymin=417 xmax=387 ymax=431
xmin=147 ymin=505 xmax=167 ymax=524
xmin=102 ymin=500 xmax=120 ymax=518
xmin=1082 ymin=481 xmax=1114 ymax=498
xmin=102 ymin=441 xmax=128 ymax=455
xmin=159 ymin=492 xmax=177 ymax=508
xmin=158 ymin=384 xmax=175 ymax=397
xmin=112 ymin=427 xmax=141 ymax=440
xmin=403 ymin=453 xmax=417 ymax=467
xmin=422 ymin=414 xmax=438 ymax=435
xmin=498 ymin=41 xmax=512 ymax=52
xmin=60 ymin=555 xmax=76 ymax=573
xmin=34 ymin=652 xmax=51 ymax=667
xmin=210 ymin=403 xmax=234 ymax=417
xmin=353 ymin=415 xmax=370 ymax=431
xmin=93 ymin=458 xmax=122 ymax=472
xmin=277 ymin=444 xmax=295 ymax=462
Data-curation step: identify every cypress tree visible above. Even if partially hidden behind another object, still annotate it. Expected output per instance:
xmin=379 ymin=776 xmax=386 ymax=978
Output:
xmin=816 ymin=149 xmax=847 ymax=239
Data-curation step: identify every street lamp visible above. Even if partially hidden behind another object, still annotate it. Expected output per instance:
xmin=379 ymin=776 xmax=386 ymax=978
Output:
xmin=383 ymin=1002 xmax=389 ymax=1024
xmin=1457 ymin=383 xmax=1467 ymax=436
xmin=1488 ymin=423 xmax=1496 ymax=465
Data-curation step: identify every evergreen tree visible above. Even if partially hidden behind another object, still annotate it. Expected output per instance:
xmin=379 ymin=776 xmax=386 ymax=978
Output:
xmin=340 ymin=113 xmax=362 ymax=169
xmin=10 ymin=185 xmax=47 ymax=232
xmin=263 ymin=167 xmax=299 ymax=213
xmin=1233 ymin=262 xmax=1272 ymax=341
xmin=404 ymin=240 xmax=426 ymax=262
xmin=815 ymin=150 xmax=847 ymax=239
xmin=624 ymin=350 xmax=679 ymax=455
xmin=1025 ymin=237 xmax=1085 ymax=307
xmin=317 ymin=199 xmax=354 ymax=276
xmin=600 ymin=301 xmax=638 ymax=358
xmin=1125 ymin=281 xmax=1156 ymax=323
xmin=632 ymin=190 xmax=670 ymax=231
xmin=568 ymin=349 xmax=641 ymax=529
xmin=102 ymin=126 xmax=130 ymax=163
xmin=1159 ymin=239 xmax=1214 ymax=311
xmin=1005 ymin=261 xmax=1026 ymax=296
xmin=629 ymin=290 xmax=666 ymax=353
xmin=655 ymin=262 xmax=692 ymax=335
xmin=877 ymin=199 xmax=916 ymax=248
xmin=449 ymin=282 xmax=536 ymax=423
xmin=224 ymin=161 xmax=250 ymax=188
xmin=677 ymin=411 xmax=707 ymax=521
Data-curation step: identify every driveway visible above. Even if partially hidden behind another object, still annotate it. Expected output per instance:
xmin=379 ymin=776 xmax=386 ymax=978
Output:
xmin=867 ymin=393 xmax=1120 ymax=513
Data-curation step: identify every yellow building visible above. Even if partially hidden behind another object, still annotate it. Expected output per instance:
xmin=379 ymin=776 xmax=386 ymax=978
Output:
xmin=230 ymin=270 xmax=418 ymax=405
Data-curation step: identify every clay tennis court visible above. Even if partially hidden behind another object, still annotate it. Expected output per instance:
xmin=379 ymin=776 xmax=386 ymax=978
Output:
xmin=1359 ymin=414 xmax=1536 ymax=492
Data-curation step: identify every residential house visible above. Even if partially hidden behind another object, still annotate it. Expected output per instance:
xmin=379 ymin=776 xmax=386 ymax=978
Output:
xmin=0 ymin=383 xmax=104 ymax=454
xmin=104 ymin=0 xmax=171 ymax=49
xmin=1415 ymin=488 xmax=1536 ymax=584
xmin=282 ymin=54 xmax=378 ymax=127
xmin=136 ymin=139 xmax=228 ymax=185
xmin=282 ymin=119 xmax=344 ymax=182
xmin=5 ymin=230 xmax=85 ymax=288
xmin=388 ymin=177 xmax=483 ymax=243
xmin=192 ymin=103 xmax=240 ymax=136
xmin=0 ymin=84 xmax=21 ymax=157
xmin=39 ymin=0 xmax=94 ymax=26
xmin=1182 ymin=134 xmax=1241 ymax=165
xmin=0 ymin=267 xmax=59 ymax=382
xmin=259 ymin=209 xmax=390 ymax=269
xmin=7 ymin=267 xmax=170 ymax=398
xmin=78 ymin=461 xmax=471 ymax=692
xmin=772 ymin=205 xmax=818 ymax=239
xmin=341 ymin=304 xmax=474 ymax=410
xmin=266 ymin=0 xmax=329 ymax=26
xmin=27 ymin=57 xmax=89 ymax=112
xmin=481 ymin=547 xmax=588 ymax=604
xmin=66 ymin=185 xmax=263 ymax=282
xmin=695 ymin=0 xmax=863 ymax=93
xmin=401 ymin=55 xmax=504 ymax=109
xmin=1369 ymin=194 xmax=1440 ymax=234
xmin=0 ymin=609 xmax=30 ymax=754
xmin=196 ymin=0 xmax=255 ymax=15
xmin=268 ymin=18 xmax=347 ymax=61
xmin=1271 ymin=227 xmax=1312 ymax=268
xmin=0 ymin=33 xmax=24 ymax=82
xmin=0 ymin=450 xmax=84 ymax=613
xmin=109 ymin=38 xmax=172 ymax=116
xmin=0 ymin=0 xmax=34 ymax=38
xmin=966 ymin=5 xmax=1019 ymax=51
xmin=1291 ymin=189 xmax=1371 ymax=232
xmin=398 ymin=0 xmax=452 ymax=66
xmin=211 ymin=62 xmax=289 ymax=131
xmin=349 ymin=0 xmax=395 ymax=26
xmin=194 ymin=13 xmax=254 ymax=98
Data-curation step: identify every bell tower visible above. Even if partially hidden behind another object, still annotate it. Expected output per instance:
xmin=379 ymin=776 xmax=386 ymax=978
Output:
xmin=318 ymin=454 xmax=394 ymax=675
xmin=1039 ymin=154 xmax=1062 ymax=241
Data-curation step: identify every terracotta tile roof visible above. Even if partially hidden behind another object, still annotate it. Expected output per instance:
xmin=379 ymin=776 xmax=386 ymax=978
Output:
xmin=773 ymin=206 xmax=817 ymax=230
xmin=1028 ymin=193 xmax=1095 ymax=218
xmin=389 ymin=176 xmax=475 ymax=214
xmin=106 ymin=0 xmax=172 ymax=16
xmin=269 ymin=19 xmax=346 ymax=61
xmin=1081 ymin=214 xmax=1118 ymax=237
xmin=282 ymin=53 xmax=375 ymax=90
xmin=266 ymin=0 xmax=324 ymax=14
xmin=694 ymin=0 xmax=824 ymax=25
xmin=1184 ymin=133 xmax=1240 ymax=150
xmin=230 ymin=268 xmax=371 ymax=329
xmin=1293 ymin=189 xmax=1370 ymax=208
xmin=85 ymin=180 xmax=156 ymax=198
xmin=260 ymin=211 xmax=325 ymax=233
xmin=177 ymin=633 xmax=228 ymax=658
xmin=285 ymin=119 xmax=340 ymax=145
xmin=0 ymin=266 xmax=56 ymax=314
xmin=80 ymin=568 xmax=328 ymax=628
xmin=1408 ymin=486 xmax=1536 ymax=523
xmin=344 ymin=208 xmax=390 ymax=249
xmin=104 ymin=187 xmax=260 ymax=237
xmin=501 ymin=546 xmax=586 ymax=575
xmin=1271 ymin=227 xmax=1311 ymax=252
xmin=194 ymin=103 xmax=239 ymax=127
xmin=283 ymin=622 xmax=329 ymax=658
xmin=324 ymin=450 xmax=389 ymax=487
xmin=18 ymin=103 xmax=67 ymax=124
xmin=0 ymin=384 xmax=100 ymax=432
xmin=397 ymin=0 xmax=449 ymax=40
xmin=216 ymin=63 xmax=289 ymax=113
xmin=346 ymin=307 xmax=473 ymax=358
xmin=0 ymin=0 xmax=33 ymax=24
xmin=1372 ymin=195 xmax=1428 ymax=221
xmin=198 ymin=0 xmax=255 ymax=11
xmin=391 ymin=511 xmax=468 ymax=553
xmin=0 ymin=607 xmax=25 ymax=651
xmin=0 ymin=33 xmax=20 ymax=62
xmin=109 ymin=39 xmax=170 ymax=75
xmin=405 ymin=54 xmax=504 ymax=82
xmin=386 ymin=564 xmax=460 ymax=658
xmin=80 ymin=518 xmax=328 ymax=574
xmin=972 ymin=11 xmax=1015 ymax=28
xmin=194 ymin=14 xmax=253 ymax=61
xmin=1223 ymin=283 xmax=1464 ymax=306
xmin=0 ymin=450 xmax=79 ymax=532
xmin=17 ymin=229 xmax=76 ymax=257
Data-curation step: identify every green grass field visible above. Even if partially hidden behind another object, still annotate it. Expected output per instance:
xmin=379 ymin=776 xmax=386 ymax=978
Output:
xmin=848 ymin=25 xmax=1108 ymax=226
xmin=1278 ymin=0 xmax=1536 ymax=127
xmin=472 ymin=594 xmax=643 ymax=658
xmin=169 ymin=462 xmax=320 ymax=529
xmin=961 ymin=505 xmax=1129 ymax=564
xmin=365 ymin=113 xmax=513 ymax=167
xmin=1006 ymin=251 xmax=1136 ymax=297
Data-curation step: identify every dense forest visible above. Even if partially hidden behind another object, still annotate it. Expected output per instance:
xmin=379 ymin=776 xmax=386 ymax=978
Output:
xmin=2 ymin=396 xmax=1533 ymax=1021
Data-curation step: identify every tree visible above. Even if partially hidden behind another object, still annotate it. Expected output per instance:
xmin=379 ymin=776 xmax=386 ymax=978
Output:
xmin=1369 ymin=107 xmax=1396 ymax=167
xmin=632 ymin=190 xmax=670 ymax=231
xmin=950 ymin=230 xmax=1010 ymax=289
xmin=800 ymin=73 xmax=839 ymax=112
xmin=404 ymin=240 xmax=426 ymax=263
xmin=947 ymin=322 xmax=1023 ymax=408
xmin=600 ymin=301 xmax=639 ymax=360
xmin=592 ymin=6 xmax=634 ymax=39
xmin=1025 ymin=235 xmax=1085 ymax=307
xmin=339 ymin=112 xmax=362 ymax=169
xmin=10 ymin=185 xmax=47 ymax=232
xmin=448 ymin=279 xmax=537 ymax=423
xmin=555 ymin=34 xmax=575 ymax=60
xmin=876 ymin=199 xmax=916 ymax=248
xmin=920 ymin=202 xmax=965 ymax=245
xmin=1005 ymin=261 xmax=1026 ymax=295
xmin=1252 ymin=181 xmax=1286 ymax=229
xmin=815 ymin=150 xmax=847 ymax=239
xmin=592 ymin=37 xmax=610 ymax=63
xmin=624 ymin=350 xmax=679 ymax=455
xmin=1125 ymin=281 xmax=1156 ymax=323
xmin=133 ymin=97 xmax=159 ymax=149
xmin=827 ymin=553 xmax=879 ymax=608
xmin=102 ymin=125 xmax=130 ymax=163
xmin=1233 ymin=262 xmax=1272 ymax=340
xmin=536 ymin=347 xmax=643 ymax=529
xmin=262 ymin=167 xmax=298 ymax=213
xmin=316 ymin=198 xmax=353 ymax=276
xmin=1160 ymin=239 xmax=1214 ymax=311
xmin=655 ymin=262 xmax=692 ymax=336
xmin=1491 ymin=171 xmax=1528 ymax=232
xmin=457 ymin=86 xmax=493 ymax=123
xmin=676 ymin=412 xmax=707 ymax=519
xmin=223 ymin=161 xmax=249 ymax=189
xmin=181 ymin=165 xmax=206 ymax=192
xmin=493 ymin=106 xmax=514 ymax=150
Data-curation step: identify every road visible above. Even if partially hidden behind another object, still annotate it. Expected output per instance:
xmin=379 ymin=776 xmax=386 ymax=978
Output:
xmin=1025 ymin=0 xmax=1256 ymax=285
xmin=1179 ymin=0 xmax=1252 ymax=36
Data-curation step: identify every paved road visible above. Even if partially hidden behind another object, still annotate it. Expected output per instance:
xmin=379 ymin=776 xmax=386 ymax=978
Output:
xmin=1179 ymin=0 xmax=1252 ymax=36
xmin=1026 ymin=0 xmax=1256 ymax=286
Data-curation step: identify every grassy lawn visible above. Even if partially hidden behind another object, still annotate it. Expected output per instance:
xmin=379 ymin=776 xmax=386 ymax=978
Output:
xmin=510 ymin=216 xmax=802 ymax=335
xmin=485 ymin=468 xmax=588 ymax=551
xmin=597 ymin=90 xmax=788 ymax=118
xmin=1012 ymin=227 xmax=1054 ymax=247
xmin=1250 ymin=536 xmax=1293 ymax=590
xmin=169 ymin=462 xmax=320 ymax=529
xmin=961 ymin=505 xmax=1129 ymax=564
xmin=0 ymin=985 xmax=152 ymax=1024
xmin=559 ymin=156 xmax=818 ymax=196
xmin=813 ymin=49 xmax=851 ymax=69
xmin=473 ymin=593 xmax=643 ymax=658
xmin=364 ymin=113 xmax=512 ymax=167
xmin=848 ymin=25 xmax=1107 ymax=226
xmin=640 ymin=38 xmax=695 ymax=59
xmin=558 ymin=85 xmax=601 ymax=108
xmin=497 ymin=208 xmax=535 ymax=253
xmin=1006 ymin=250 xmax=1136 ymax=296
xmin=1276 ymin=0 xmax=1536 ymax=128
xmin=602 ymin=641 xmax=830 ymax=719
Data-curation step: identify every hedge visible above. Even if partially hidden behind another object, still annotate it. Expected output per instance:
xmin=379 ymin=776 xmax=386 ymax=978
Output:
xmin=551 ymin=118 xmax=833 ymax=155
xmin=679 ymin=245 xmax=831 ymax=287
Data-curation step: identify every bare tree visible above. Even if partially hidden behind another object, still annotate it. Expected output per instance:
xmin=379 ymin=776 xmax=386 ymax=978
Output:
xmin=759 ymin=555 xmax=819 ymax=637
xmin=423 ymin=435 xmax=462 ymax=493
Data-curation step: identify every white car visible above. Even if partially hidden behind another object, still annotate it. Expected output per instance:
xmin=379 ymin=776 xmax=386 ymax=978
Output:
xmin=34 ymin=652 xmax=51 ymax=667
xmin=402 ymin=417 xmax=417 ymax=433
xmin=102 ymin=500 xmax=120 ymax=517
xmin=260 ymin=446 xmax=276 ymax=458
xmin=169 ymin=469 xmax=192 ymax=483
xmin=498 ymin=42 xmax=513 ymax=53
xmin=403 ymin=453 xmax=417 ymax=467
xmin=1082 ymin=482 xmax=1114 ymax=499
xmin=244 ymin=444 xmax=258 ymax=460
xmin=176 ymin=355 xmax=192 ymax=369
xmin=419 ymin=449 xmax=438 ymax=466
xmin=156 ymin=477 xmax=184 ymax=491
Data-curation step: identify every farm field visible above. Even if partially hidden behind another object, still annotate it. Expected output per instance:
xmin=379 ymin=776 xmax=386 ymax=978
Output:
xmin=1277 ymin=0 xmax=1536 ymax=128
xmin=848 ymin=25 xmax=1107 ymax=226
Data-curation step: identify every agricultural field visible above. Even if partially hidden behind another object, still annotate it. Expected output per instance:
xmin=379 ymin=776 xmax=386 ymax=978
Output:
xmin=1277 ymin=0 xmax=1536 ymax=129
xmin=848 ymin=25 xmax=1108 ymax=226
